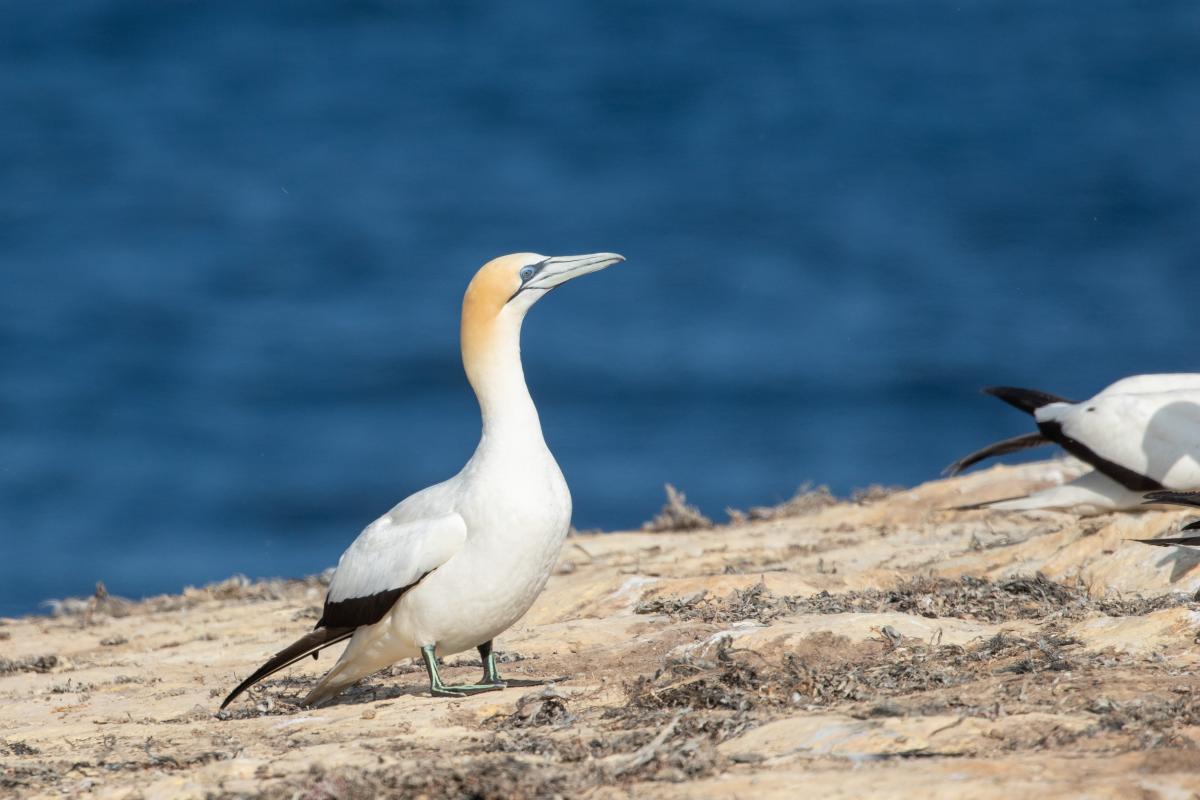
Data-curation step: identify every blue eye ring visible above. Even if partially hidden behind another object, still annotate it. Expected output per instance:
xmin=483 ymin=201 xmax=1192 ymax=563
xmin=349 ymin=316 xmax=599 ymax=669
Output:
xmin=519 ymin=266 xmax=536 ymax=282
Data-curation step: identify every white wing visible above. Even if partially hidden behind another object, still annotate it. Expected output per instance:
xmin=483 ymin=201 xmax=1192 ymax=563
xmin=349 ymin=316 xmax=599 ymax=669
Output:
xmin=319 ymin=511 xmax=467 ymax=628
xmin=987 ymin=470 xmax=1144 ymax=514
xmin=1097 ymin=374 xmax=1200 ymax=397
xmin=1037 ymin=390 xmax=1200 ymax=488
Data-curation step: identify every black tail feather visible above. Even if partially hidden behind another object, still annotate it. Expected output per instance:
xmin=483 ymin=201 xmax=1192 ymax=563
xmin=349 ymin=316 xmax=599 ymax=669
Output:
xmin=1144 ymin=490 xmax=1200 ymax=510
xmin=221 ymin=626 xmax=353 ymax=710
xmin=943 ymin=432 xmax=1049 ymax=477
xmin=1130 ymin=536 xmax=1200 ymax=548
xmin=982 ymin=386 xmax=1071 ymax=415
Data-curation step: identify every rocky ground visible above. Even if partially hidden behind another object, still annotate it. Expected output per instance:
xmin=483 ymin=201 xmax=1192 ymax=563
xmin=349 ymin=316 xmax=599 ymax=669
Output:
xmin=5 ymin=459 xmax=1200 ymax=799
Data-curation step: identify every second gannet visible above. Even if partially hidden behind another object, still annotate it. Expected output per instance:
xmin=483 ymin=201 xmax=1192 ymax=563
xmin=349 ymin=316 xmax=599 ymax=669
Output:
xmin=946 ymin=374 xmax=1200 ymax=513
xmin=221 ymin=251 xmax=624 ymax=707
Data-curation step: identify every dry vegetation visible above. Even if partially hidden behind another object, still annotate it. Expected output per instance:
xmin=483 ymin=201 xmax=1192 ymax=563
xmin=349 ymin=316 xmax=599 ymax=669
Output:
xmin=641 ymin=484 xmax=713 ymax=531
xmin=5 ymin=461 xmax=1200 ymax=798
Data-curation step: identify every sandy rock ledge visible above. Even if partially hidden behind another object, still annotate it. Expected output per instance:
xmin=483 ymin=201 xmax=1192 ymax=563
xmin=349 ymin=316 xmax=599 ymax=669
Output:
xmin=5 ymin=460 xmax=1200 ymax=798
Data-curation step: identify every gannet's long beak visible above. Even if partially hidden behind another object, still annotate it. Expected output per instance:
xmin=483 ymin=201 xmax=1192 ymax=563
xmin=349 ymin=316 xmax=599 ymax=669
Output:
xmin=526 ymin=252 xmax=624 ymax=290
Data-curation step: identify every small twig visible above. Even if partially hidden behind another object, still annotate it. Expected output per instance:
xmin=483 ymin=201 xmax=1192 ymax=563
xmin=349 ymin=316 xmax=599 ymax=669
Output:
xmin=930 ymin=716 xmax=965 ymax=737
xmin=612 ymin=709 xmax=686 ymax=776
xmin=143 ymin=739 xmax=180 ymax=768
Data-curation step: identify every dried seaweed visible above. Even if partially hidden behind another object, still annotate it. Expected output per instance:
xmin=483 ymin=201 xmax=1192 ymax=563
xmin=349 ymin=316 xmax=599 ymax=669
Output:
xmin=41 ymin=572 xmax=335 ymax=621
xmin=0 ymin=741 xmax=40 ymax=756
xmin=0 ymin=654 xmax=58 ymax=675
xmin=487 ymin=688 xmax=575 ymax=730
xmin=637 ymin=574 xmax=1197 ymax=626
xmin=642 ymin=484 xmax=713 ymax=532
xmin=1089 ymin=692 xmax=1200 ymax=748
xmin=635 ymin=582 xmax=785 ymax=625
xmin=627 ymin=628 xmax=1098 ymax=715
xmin=233 ymin=728 xmax=720 ymax=800
xmin=850 ymin=484 xmax=902 ymax=503
xmin=726 ymin=483 xmax=836 ymax=524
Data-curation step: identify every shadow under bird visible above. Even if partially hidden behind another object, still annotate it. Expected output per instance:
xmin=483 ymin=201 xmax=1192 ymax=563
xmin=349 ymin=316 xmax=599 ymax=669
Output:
xmin=221 ymin=251 xmax=625 ymax=708
xmin=946 ymin=374 xmax=1200 ymax=514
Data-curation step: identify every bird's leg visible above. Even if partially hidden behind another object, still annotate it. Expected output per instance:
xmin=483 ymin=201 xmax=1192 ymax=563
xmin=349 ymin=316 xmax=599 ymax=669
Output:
xmin=476 ymin=640 xmax=506 ymax=688
xmin=421 ymin=644 xmax=467 ymax=697
xmin=478 ymin=640 xmax=570 ymax=689
xmin=420 ymin=644 xmax=505 ymax=697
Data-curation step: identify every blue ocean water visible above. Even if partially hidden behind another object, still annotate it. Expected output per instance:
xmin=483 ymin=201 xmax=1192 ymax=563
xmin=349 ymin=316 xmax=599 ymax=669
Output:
xmin=2 ymin=1 xmax=1198 ymax=616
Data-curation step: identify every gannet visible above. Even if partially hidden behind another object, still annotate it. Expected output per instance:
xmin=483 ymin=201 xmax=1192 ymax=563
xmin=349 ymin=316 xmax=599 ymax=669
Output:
xmin=221 ymin=251 xmax=624 ymax=707
xmin=946 ymin=374 xmax=1200 ymax=513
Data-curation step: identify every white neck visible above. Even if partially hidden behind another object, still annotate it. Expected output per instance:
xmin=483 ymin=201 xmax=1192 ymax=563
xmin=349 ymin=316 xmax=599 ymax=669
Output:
xmin=463 ymin=307 xmax=545 ymax=451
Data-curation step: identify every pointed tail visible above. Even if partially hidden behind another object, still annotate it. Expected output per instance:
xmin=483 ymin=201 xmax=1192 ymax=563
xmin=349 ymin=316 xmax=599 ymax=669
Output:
xmin=943 ymin=431 xmax=1049 ymax=477
xmin=221 ymin=626 xmax=353 ymax=710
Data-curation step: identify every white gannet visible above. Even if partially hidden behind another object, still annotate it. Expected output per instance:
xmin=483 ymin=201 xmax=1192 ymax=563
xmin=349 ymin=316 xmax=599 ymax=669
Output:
xmin=221 ymin=251 xmax=624 ymax=707
xmin=1132 ymin=490 xmax=1200 ymax=547
xmin=946 ymin=374 xmax=1200 ymax=513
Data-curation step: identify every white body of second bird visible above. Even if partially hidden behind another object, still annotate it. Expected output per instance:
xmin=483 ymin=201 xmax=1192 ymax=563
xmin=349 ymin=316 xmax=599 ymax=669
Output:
xmin=948 ymin=373 xmax=1200 ymax=513
xmin=222 ymin=251 xmax=623 ymax=708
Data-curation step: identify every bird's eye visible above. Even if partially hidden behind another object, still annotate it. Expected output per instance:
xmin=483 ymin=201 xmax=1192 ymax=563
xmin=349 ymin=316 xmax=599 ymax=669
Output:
xmin=520 ymin=266 xmax=536 ymax=282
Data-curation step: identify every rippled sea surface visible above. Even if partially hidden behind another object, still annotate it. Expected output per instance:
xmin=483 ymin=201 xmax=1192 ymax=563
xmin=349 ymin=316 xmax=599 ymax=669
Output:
xmin=2 ymin=1 xmax=1198 ymax=614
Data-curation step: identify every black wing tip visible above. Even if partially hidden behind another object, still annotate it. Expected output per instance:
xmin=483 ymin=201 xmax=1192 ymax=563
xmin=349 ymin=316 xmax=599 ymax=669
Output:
xmin=218 ymin=627 xmax=354 ymax=712
xmin=220 ymin=685 xmax=247 ymax=710
xmin=1133 ymin=491 xmax=1200 ymax=542
xmin=942 ymin=432 xmax=1049 ymax=477
xmin=221 ymin=669 xmax=267 ymax=709
xmin=1128 ymin=536 xmax=1200 ymax=548
xmin=945 ymin=494 xmax=1026 ymax=512
xmin=981 ymin=386 xmax=1069 ymax=415
xmin=943 ymin=453 xmax=985 ymax=478
xmin=942 ymin=461 xmax=968 ymax=478
xmin=220 ymin=659 xmax=285 ymax=710
xmin=222 ymin=578 xmax=430 ymax=710
xmin=1144 ymin=490 xmax=1200 ymax=508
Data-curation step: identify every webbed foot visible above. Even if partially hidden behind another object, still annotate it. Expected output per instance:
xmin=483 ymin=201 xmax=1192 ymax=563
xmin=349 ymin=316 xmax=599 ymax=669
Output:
xmin=422 ymin=643 xmax=510 ymax=698
xmin=430 ymin=681 xmax=506 ymax=697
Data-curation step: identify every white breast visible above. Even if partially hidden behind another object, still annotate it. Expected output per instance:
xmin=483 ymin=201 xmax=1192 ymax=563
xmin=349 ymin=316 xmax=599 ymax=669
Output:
xmin=382 ymin=440 xmax=571 ymax=656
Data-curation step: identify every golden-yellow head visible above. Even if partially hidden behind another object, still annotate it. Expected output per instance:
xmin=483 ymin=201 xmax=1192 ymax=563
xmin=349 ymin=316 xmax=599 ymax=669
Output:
xmin=461 ymin=252 xmax=624 ymax=366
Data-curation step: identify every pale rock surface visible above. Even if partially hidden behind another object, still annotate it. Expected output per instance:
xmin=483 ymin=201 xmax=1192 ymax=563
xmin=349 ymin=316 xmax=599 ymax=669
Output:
xmin=3 ymin=460 xmax=1200 ymax=798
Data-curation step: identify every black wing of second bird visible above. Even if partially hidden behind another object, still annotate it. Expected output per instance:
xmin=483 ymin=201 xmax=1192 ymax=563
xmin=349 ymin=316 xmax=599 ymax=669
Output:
xmin=1130 ymin=490 xmax=1200 ymax=547
xmin=943 ymin=431 xmax=1050 ymax=477
xmin=942 ymin=386 xmax=1070 ymax=477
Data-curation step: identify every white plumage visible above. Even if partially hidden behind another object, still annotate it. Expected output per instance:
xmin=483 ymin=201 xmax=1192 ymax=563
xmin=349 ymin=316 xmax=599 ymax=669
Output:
xmin=222 ymin=251 xmax=623 ymax=707
xmin=948 ymin=374 xmax=1200 ymax=513
xmin=324 ymin=512 xmax=467 ymax=610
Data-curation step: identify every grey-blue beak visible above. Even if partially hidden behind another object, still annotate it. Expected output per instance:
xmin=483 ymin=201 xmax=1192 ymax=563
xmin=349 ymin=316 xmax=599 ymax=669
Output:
xmin=525 ymin=253 xmax=625 ymax=290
